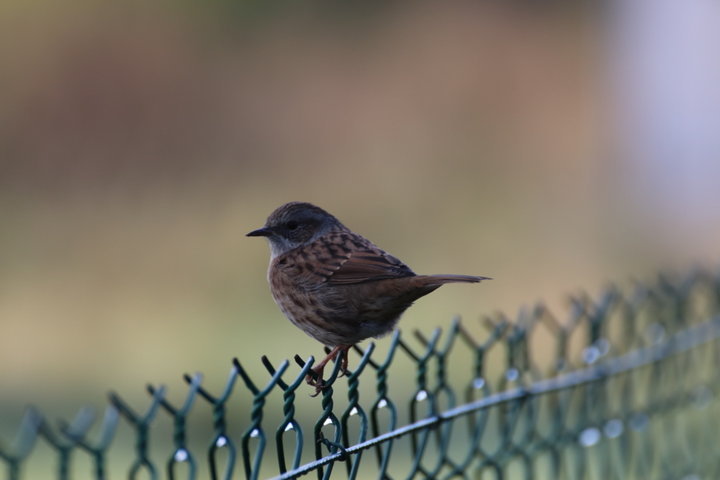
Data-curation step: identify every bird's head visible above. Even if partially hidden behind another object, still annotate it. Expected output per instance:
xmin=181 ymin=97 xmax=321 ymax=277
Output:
xmin=247 ymin=202 xmax=344 ymax=257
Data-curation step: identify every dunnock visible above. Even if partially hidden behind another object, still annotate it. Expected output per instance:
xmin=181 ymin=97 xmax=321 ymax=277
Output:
xmin=248 ymin=202 xmax=489 ymax=391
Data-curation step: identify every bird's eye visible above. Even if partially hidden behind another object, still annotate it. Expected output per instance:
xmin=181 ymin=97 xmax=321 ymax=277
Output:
xmin=286 ymin=221 xmax=299 ymax=231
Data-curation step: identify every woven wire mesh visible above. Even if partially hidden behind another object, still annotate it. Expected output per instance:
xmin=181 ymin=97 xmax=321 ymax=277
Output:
xmin=2 ymin=269 xmax=720 ymax=479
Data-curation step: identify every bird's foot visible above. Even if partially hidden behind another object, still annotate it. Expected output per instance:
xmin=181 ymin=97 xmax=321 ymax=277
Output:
xmin=305 ymin=369 xmax=326 ymax=396
xmin=305 ymin=345 xmax=352 ymax=396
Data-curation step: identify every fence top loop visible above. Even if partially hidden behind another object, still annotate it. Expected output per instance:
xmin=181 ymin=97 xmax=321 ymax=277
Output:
xmin=109 ymin=385 xmax=166 ymax=426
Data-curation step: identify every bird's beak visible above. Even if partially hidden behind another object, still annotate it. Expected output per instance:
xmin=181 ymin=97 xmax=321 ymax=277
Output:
xmin=246 ymin=227 xmax=273 ymax=237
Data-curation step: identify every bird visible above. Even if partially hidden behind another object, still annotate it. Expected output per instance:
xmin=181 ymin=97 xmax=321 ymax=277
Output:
xmin=247 ymin=202 xmax=490 ymax=392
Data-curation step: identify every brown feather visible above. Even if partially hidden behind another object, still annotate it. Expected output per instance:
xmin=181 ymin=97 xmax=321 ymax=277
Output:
xmin=275 ymin=230 xmax=416 ymax=286
xmin=325 ymin=246 xmax=415 ymax=285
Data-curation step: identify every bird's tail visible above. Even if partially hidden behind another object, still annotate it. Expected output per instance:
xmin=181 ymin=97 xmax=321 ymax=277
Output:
xmin=420 ymin=274 xmax=491 ymax=286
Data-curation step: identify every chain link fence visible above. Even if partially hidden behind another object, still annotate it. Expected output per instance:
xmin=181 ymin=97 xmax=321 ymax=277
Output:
xmin=2 ymin=269 xmax=719 ymax=479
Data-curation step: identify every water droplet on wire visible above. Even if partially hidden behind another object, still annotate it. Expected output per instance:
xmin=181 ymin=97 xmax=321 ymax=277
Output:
xmin=579 ymin=428 xmax=601 ymax=447
xmin=604 ymin=419 xmax=623 ymax=438
xmin=582 ymin=346 xmax=600 ymax=364
xmin=174 ymin=449 xmax=189 ymax=462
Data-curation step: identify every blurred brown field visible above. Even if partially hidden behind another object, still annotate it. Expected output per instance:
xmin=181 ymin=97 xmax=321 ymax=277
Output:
xmin=1 ymin=0 xmax=718 ymax=457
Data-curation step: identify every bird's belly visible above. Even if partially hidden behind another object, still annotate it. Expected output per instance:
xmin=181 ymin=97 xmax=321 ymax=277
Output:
xmin=270 ymin=284 xmax=410 ymax=347
xmin=268 ymin=260 xmax=440 ymax=347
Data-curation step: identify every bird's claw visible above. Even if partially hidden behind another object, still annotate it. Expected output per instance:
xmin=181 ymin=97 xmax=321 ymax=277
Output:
xmin=305 ymin=345 xmax=351 ymax=395
xmin=306 ymin=368 xmax=326 ymax=396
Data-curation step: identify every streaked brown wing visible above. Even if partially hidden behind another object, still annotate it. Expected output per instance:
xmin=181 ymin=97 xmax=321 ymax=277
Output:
xmin=275 ymin=231 xmax=416 ymax=288
xmin=323 ymin=239 xmax=415 ymax=285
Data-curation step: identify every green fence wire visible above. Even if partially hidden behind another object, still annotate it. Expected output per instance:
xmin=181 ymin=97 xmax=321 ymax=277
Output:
xmin=2 ymin=268 xmax=720 ymax=479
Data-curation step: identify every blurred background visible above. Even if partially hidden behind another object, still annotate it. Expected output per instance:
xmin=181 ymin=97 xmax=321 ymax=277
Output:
xmin=1 ymin=0 xmax=719 ymax=471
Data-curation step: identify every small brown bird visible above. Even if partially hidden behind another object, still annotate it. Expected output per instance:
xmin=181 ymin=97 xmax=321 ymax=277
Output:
xmin=248 ymin=202 xmax=489 ymax=390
